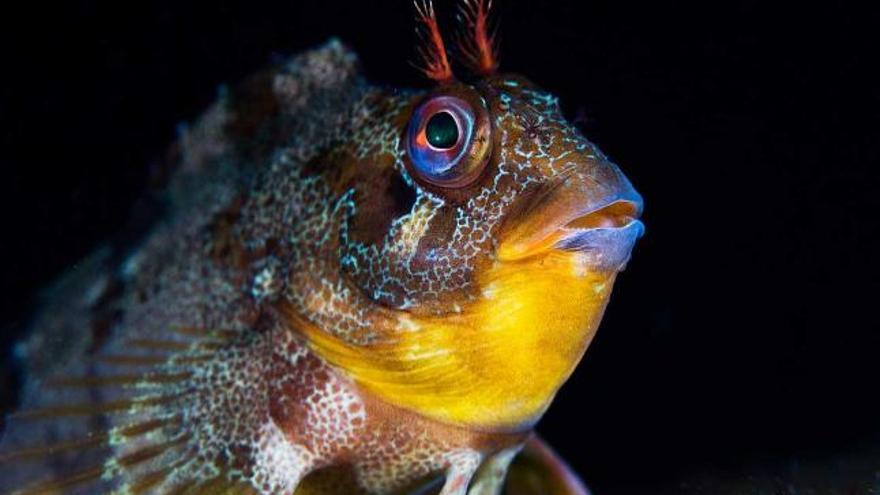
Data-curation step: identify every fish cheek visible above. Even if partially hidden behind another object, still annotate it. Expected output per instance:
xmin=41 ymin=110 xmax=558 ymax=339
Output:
xmin=409 ymin=207 xmax=479 ymax=309
xmin=346 ymin=171 xmax=418 ymax=247
xmin=412 ymin=209 xmax=457 ymax=265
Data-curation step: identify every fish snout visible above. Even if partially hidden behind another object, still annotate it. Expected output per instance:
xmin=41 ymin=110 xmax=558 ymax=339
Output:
xmin=497 ymin=159 xmax=644 ymax=271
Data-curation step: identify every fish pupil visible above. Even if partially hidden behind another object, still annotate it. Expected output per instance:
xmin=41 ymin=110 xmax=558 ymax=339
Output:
xmin=425 ymin=111 xmax=459 ymax=149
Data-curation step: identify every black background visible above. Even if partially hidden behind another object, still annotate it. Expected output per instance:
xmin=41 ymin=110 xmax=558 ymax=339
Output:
xmin=1 ymin=1 xmax=877 ymax=493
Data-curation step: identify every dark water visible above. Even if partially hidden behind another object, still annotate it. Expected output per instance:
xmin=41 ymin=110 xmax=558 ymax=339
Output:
xmin=1 ymin=1 xmax=877 ymax=493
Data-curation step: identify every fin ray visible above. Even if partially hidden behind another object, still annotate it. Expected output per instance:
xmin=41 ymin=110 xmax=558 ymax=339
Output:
xmin=0 ymin=416 xmax=181 ymax=465
xmin=46 ymin=372 xmax=191 ymax=388
xmin=14 ymin=433 xmax=189 ymax=494
xmin=12 ymin=393 xmax=184 ymax=420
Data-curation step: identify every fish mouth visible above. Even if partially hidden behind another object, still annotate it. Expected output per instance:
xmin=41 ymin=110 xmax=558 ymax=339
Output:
xmin=561 ymin=199 xmax=642 ymax=231
xmin=552 ymin=200 xmax=645 ymax=271
xmin=497 ymin=178 xmax=644 ymax=272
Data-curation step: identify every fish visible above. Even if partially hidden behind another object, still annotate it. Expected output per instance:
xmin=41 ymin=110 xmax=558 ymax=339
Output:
xmin=0 ymin=1 xmax=644 ymax=493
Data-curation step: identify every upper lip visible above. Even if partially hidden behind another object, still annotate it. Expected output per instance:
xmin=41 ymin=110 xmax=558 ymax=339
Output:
xmin=560 ymin=199 xmax=642 ymax=231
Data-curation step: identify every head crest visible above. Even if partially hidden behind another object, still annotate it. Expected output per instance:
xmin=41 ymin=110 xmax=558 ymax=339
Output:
xmin=413 ymin=0 xmax=500 ymax=83
xmin=413 ymin=0 xmax=454 ymax=83
xmin=456 ymin=0 xmax=499 ymax=75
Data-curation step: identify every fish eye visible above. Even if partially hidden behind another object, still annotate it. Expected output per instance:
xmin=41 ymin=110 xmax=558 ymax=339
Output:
xmin=406 ymin=92 xmax=492 ymax=188
xmin=425 ymin=111 xmax=459 ymax=149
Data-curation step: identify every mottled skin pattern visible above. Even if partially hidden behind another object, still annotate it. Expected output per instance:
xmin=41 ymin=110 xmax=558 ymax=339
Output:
xmin=0 ymin=31 xmax=640 ymax=495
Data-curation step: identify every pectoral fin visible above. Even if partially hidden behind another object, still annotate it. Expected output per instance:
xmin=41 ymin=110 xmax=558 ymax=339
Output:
xmin=503 ymin=435 xmax=590 ymax=495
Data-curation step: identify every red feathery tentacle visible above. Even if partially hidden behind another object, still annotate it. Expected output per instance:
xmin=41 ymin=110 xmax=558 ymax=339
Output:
xmin=413 ymin=0 xmax=455 ymax=82
xmin=457 ymin=0 xmax=499 ymax=75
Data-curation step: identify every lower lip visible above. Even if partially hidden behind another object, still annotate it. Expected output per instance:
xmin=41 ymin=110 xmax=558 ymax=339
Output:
xmin=554 ymin=220 xmax=645 ymax=272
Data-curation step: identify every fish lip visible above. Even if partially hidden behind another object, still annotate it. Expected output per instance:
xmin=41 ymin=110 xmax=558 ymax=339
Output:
xmin=554 ymin=216 xmax=645 ymax=271
xmin=552 ymin=197 xmax=644 ymax=268
xmin=497 ymin=187 xmax=645 ymax=266
xmin=557 ymin=197 xmax=644 ymax=233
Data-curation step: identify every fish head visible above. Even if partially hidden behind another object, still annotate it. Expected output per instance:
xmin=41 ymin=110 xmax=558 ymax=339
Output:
xmin=312 ymin=72 xmax=644 ymax=429
xmin=341 ymin=73 xmax=643 ymax=313
xmin=294 ymin=3 xmax=645 ymax=430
